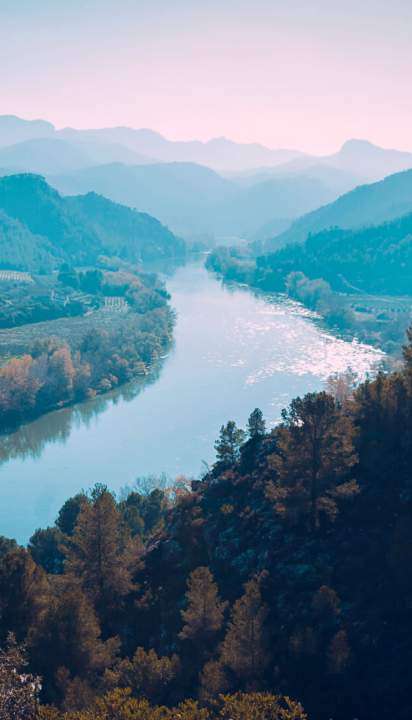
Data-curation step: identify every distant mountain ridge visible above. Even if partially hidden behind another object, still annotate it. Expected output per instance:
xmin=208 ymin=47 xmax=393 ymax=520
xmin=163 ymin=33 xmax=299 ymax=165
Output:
xmin=49 ymin=161 xmax=344 ymax=240
xmin=264 ymin=168 xmax=412 ymax=251
xmin=0 ymin=173 xmax=185 ymax=271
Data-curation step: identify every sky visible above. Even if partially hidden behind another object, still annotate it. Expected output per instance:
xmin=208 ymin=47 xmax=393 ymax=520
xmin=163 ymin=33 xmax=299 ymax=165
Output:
xmin=0 ymin=0 xmax=411 ymax=153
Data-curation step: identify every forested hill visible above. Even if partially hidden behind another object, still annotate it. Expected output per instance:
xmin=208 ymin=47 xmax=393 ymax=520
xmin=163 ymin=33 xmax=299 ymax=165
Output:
xmin=0 ymin=173 xmax=185 ymax=271
xmin=265 ymin=167 xmax=412 ymax=251
xmin=255 ymin=212 xmax=412 ymax=295
xmin=2 ymin=338 xmax=412 ymax=719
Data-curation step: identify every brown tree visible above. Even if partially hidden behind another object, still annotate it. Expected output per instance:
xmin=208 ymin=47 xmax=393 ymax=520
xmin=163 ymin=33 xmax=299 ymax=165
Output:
xmin=179 ymin=567 xmax=226 ymax=647
xmin=63 ymin=485 xmax=137 ymax=622
xmin=220 ymin=579 xmax=269 ymax=687
xmin=268 ymin=392 xmax=358 ymax=530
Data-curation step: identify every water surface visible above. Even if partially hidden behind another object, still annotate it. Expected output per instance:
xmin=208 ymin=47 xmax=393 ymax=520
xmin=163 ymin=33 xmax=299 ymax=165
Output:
xmin=0 ymin=261 xmax=383 ymax=542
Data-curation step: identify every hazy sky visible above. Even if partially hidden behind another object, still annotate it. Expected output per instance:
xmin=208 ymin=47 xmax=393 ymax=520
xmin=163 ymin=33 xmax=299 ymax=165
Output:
xmin=1 ymin=0 xmax=411 ymax=153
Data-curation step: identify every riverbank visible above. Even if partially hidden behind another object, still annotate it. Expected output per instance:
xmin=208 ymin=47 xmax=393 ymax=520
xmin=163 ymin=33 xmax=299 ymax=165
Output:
xmin=0 ymin=273 xmax=175 ymax=433
xmin=0 ymin=261 xmax=384 ymax=543
xmin=205 ymin=248 xmax=409 ymax=357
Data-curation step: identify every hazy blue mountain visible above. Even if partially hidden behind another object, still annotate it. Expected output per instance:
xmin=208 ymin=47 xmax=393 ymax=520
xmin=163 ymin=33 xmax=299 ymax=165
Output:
xmin=212 ymin=174 xmax=342 ymax=237
xmin=49 ymin=161 xmax=345 ymax=240
xmin=266 ymin=168 xmax=412 ymax=251
xmin=0 ymin=138 xmax=95 ymax=175
xmin=57 ymin=126 xmax=304 ymax=171
xmin=0 ymin=115 xmax=54 ymax=147
xmin=49 ymin=161 xmax=235 ymax=238
xmin=0 ymin=173 xmax=185 ymax=270
xmin=273 ymin=139 xmax=412 ymax=182
xmin=0 ymin=137 xmax=155 ymax=175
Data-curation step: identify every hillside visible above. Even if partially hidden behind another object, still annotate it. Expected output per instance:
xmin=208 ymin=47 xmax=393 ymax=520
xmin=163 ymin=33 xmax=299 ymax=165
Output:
xmin=256 ymin=212 xmax=412 ymax=295
xmin=0 ymin=173 xmax=185 ymax=270
xmin=2 ymin=348 xmax=412 ymax=719
xmin=50 ymin=161 xmax=344 ymax=240
xmin=266 ymin=168 xmax=412 ymax=251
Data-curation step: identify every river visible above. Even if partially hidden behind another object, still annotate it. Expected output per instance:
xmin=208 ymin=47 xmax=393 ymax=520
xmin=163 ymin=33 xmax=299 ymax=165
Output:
xmin=0 ymin=260 xmax=383 ymax=543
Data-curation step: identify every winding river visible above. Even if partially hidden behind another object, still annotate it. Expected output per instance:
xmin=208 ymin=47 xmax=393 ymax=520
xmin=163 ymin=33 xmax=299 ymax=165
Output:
xmin=0 ymin=260 xmax=383 ymax=543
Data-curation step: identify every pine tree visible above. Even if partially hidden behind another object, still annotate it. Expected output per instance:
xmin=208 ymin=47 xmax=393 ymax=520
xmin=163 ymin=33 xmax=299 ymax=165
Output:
xmin=29 ymin=585 xmax=118 ymax=703
xmin=220 ymin=579 xmax=269 ymax=686
xmin=63 ymin=485 xmax=136 ymax=621
xmin=247 ymin=408 xmax=266 ymax=440
xmin=179 ymin=567 xmax=226 ymax=646
xmin=214 ymin=421 xmax=245 ymax=468
xmin=268 ymin=392 xmax=358 ymax=530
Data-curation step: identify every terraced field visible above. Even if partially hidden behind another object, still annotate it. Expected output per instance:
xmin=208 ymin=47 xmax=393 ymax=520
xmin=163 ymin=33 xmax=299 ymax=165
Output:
xmin=0 ymin=307 xmax=134 ymax=361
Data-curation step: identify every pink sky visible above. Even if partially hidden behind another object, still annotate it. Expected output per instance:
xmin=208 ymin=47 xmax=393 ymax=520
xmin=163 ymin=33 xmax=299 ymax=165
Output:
xmin=1 ymin=0 xmax=411 ymax=153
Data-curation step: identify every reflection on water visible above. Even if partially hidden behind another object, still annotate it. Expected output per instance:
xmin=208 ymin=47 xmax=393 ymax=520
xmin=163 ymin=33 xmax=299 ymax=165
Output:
xmin=0 ymin=259 xmax=384 ymax=543
xmin=0 ymin=364 xmax=164 ymax=466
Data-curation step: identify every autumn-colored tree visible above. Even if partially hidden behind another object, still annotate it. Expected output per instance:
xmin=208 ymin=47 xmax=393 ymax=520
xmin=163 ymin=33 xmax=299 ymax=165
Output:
xmin=179 ymin=567 xmax=226 ymax=648
xmin=113 ymin=647 xmax=180 ymax=705
xmin=220 ymin=579 xmax=269 ymax=687
xmin=268 ymin=392 xmax=358 ymax=530
xmin=63 ymin=485 xmax=137 ymax=622
xmin=199 ymin=660 xmax=229 ymax=703
xmin=218 ymin=692 xmax=307 ymax=720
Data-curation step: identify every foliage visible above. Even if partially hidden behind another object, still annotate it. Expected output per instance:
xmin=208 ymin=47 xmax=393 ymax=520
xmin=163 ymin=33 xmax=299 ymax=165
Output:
xmin=3 ymin=331 xmax=412 ymax=718
xmin=0 ymin=174 xmax=185 ymax=272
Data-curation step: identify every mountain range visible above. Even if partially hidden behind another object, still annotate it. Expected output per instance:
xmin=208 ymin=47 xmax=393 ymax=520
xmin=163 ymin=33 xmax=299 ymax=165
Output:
xmin=2 ymin=115 xmax=412 ymax=244
xmin=49 ymin=161 xmax=346 ymax=241
xmin=2 ymin=115 xmax=412 ymax=178
xmin=0 ymin=174 xmax=185 ymax=271
xmin=264 ymin=168 xmax=412 ymax=251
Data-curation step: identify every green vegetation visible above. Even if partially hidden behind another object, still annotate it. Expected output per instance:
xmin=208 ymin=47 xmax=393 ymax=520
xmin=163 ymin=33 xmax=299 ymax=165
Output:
xmin=207 ymin=210 xmax=412 ymax=353
xmin=266 ymin=167 xmax=412 ymax=251
xmin=2 ymin=334 xmax=412 ymax=718
xmin=0 ymin=268 xmax=173 ymax=431
xmin=0 ymin=173 xmax=185 ymax=272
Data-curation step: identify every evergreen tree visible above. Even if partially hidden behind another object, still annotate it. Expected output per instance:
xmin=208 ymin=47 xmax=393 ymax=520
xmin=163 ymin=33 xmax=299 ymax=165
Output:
xmin=63 ymin=485 xmax=136 ymax=621
xmin=268 ymin=392 xmax=357 ymax=530
xmin=56 ymin=493 xmax=88 ymax=536
xmin=0 ymin=547 xmax=49 ymax=644
xmin=214 ymin=421 xmax=245 ymax=468
xmin=114 ymin=647 xmax=180 ymax=705
xmin=29 ymin=586 xmax=118 ymax=704
xmin=247 ymin=408 xmax=266 ymax=440
xmin=179 ymin=567 xmax=226 ymax=646
xmin=220 ymin=579 xmax=269 ymax=687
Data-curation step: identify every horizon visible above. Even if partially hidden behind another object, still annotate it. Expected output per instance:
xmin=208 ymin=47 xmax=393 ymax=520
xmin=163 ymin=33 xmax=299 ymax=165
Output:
xmin=2 ymin=113 xmax=412 ymax=158
xmin=1 ymin=0 xmax=412 ymax=154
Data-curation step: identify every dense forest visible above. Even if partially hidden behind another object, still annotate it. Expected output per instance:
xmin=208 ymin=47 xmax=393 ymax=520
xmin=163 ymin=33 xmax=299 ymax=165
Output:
xmin=2 ymin=331 xmax=412 ymax=719
xmin=0 ymin=173 xmax=185 ymax=271
xmin=0 ymin=269 xmax=174 ymax=432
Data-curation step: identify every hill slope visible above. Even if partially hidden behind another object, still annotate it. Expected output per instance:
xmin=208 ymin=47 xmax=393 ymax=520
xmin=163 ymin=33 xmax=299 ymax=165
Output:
xmin=50 ymin=161 xmax=345 ymax=240
xmin=267 ymin=169 xmax=412 ymax=251
xmin=0 ymin=174 xmax=185 ymax=270
xmin=257 ymin=212 xmax=412 ymax=295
